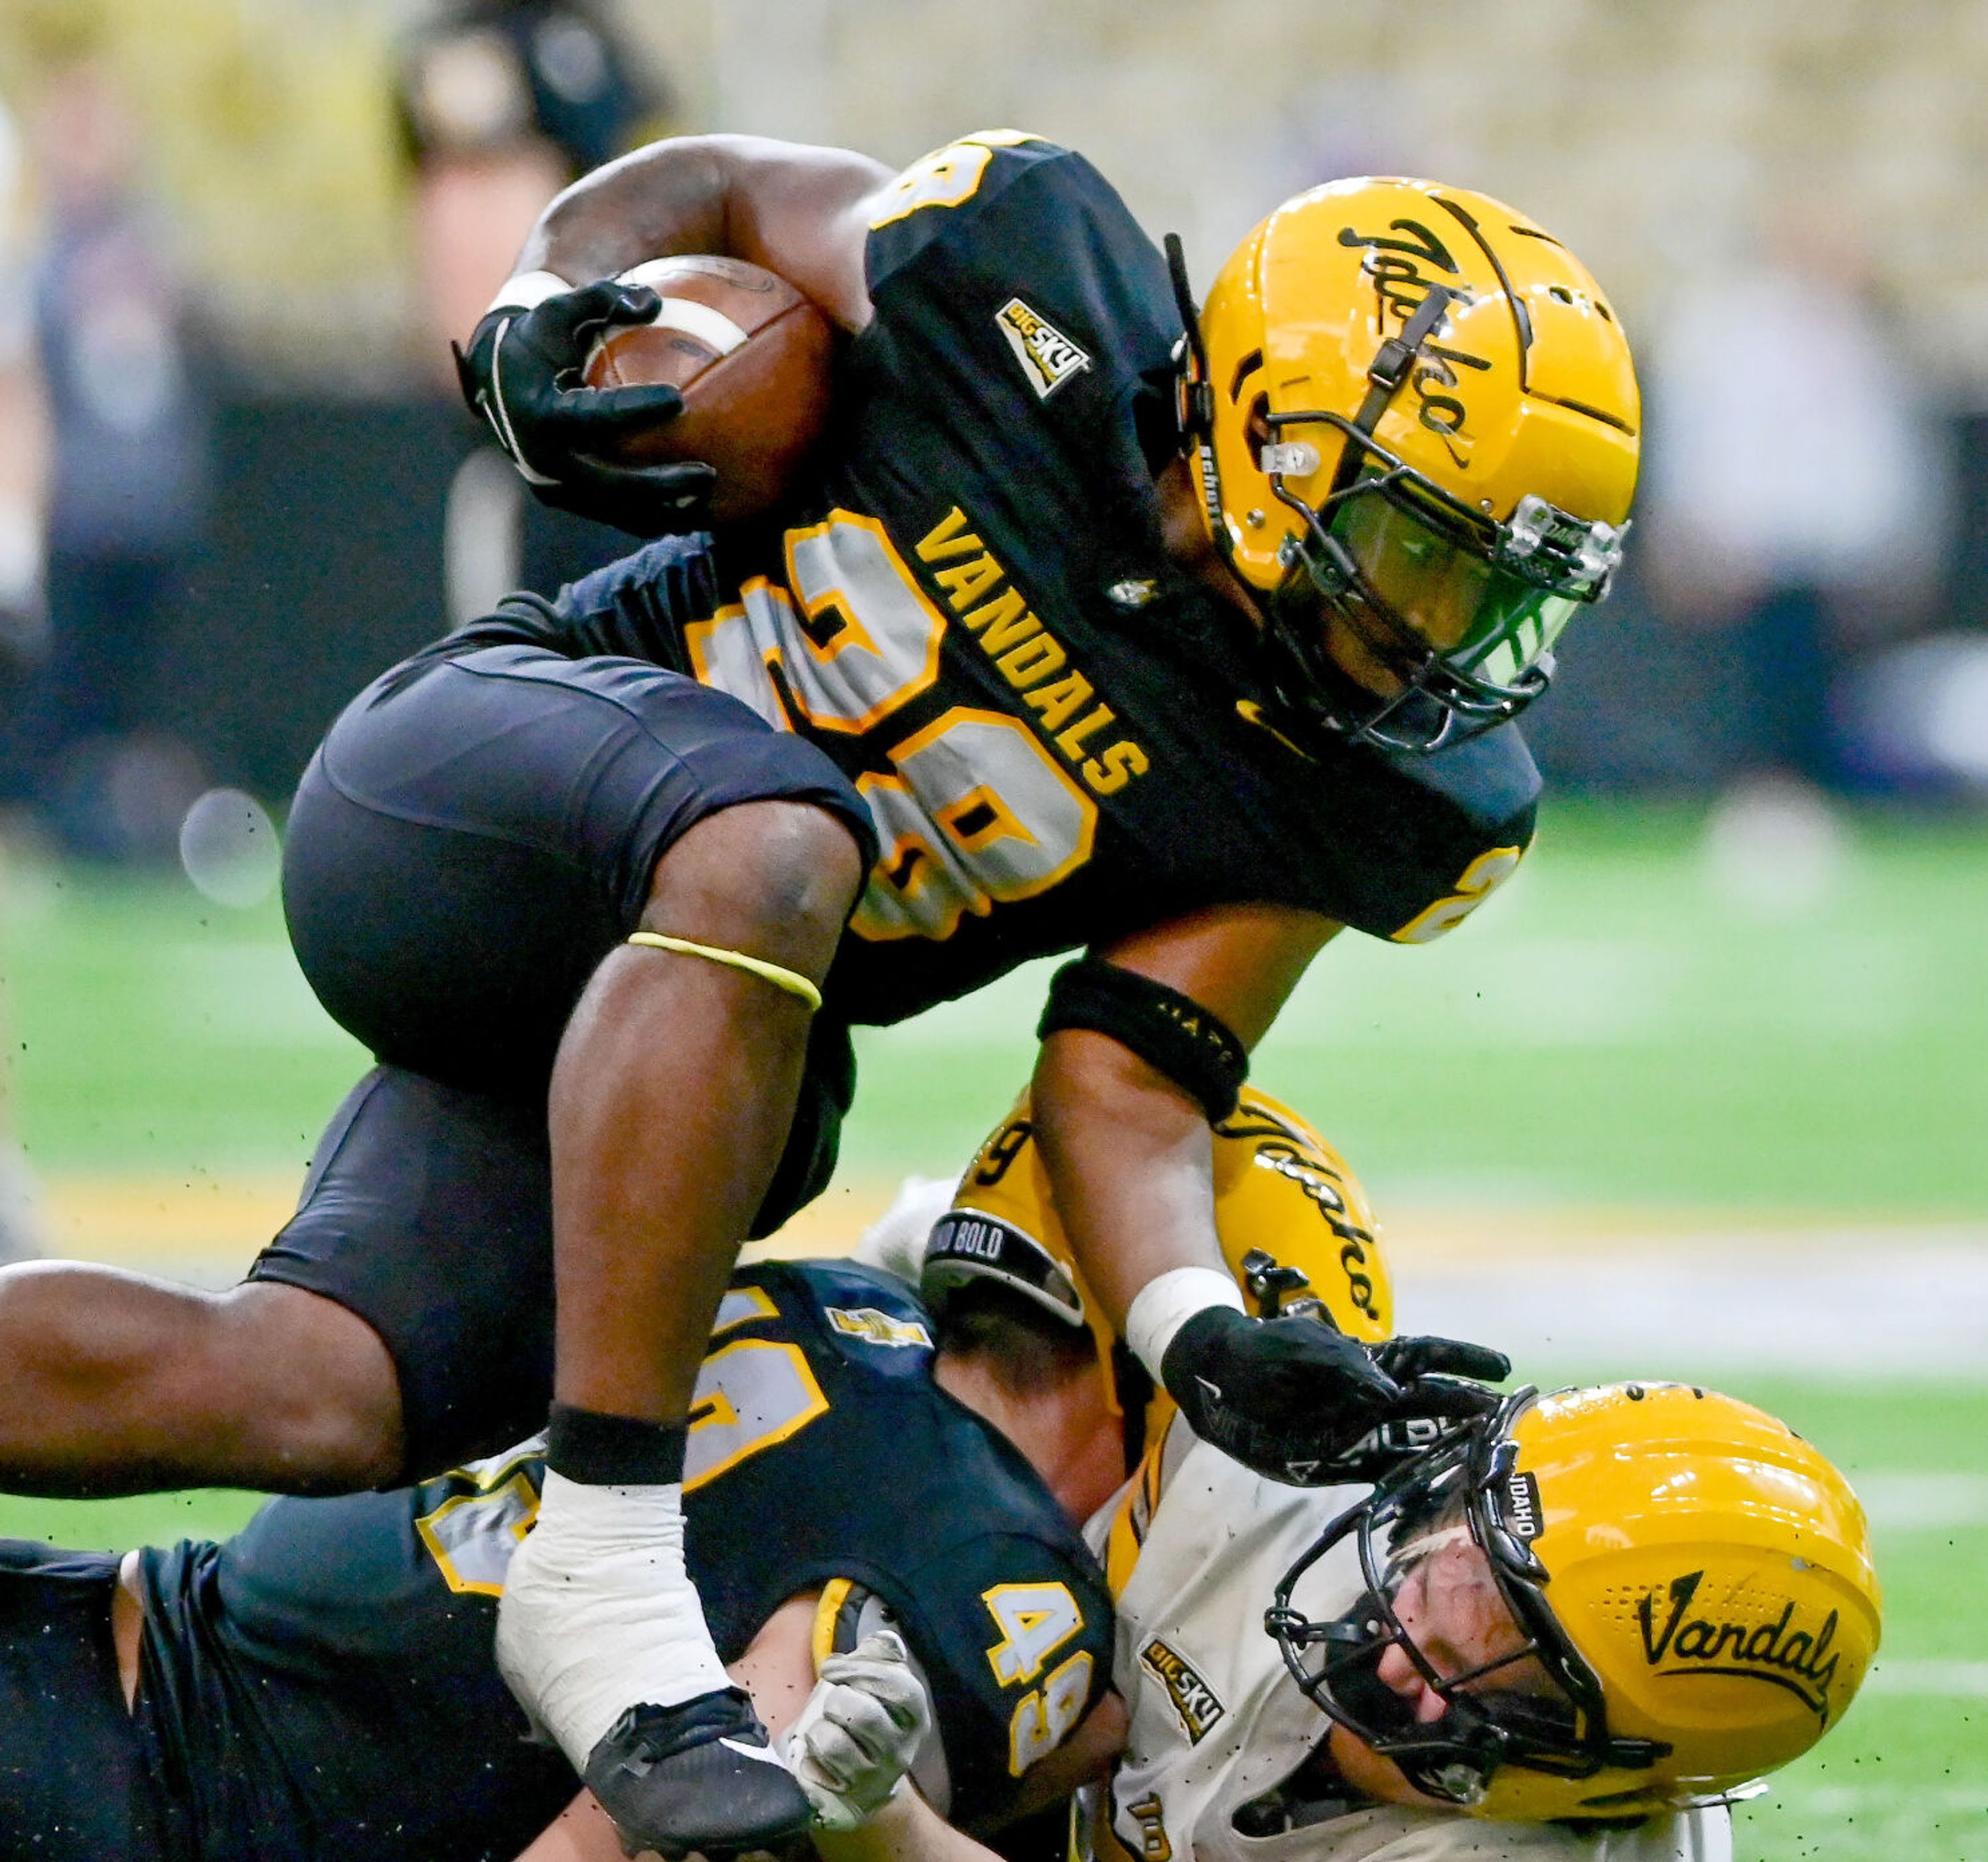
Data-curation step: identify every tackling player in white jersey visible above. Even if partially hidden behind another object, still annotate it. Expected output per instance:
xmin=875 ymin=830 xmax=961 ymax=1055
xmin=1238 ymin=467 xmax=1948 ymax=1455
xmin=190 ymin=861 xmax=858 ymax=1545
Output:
xmin=845 ymin=1091 xmax=1879 ymax=1862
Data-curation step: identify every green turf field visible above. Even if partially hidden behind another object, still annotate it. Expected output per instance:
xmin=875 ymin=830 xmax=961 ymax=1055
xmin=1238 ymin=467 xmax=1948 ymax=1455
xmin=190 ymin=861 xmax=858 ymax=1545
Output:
xmin=845 ymin=798 xmax=1988 ymax=1212
xmin=0 ymin=798 xmax=1982 ymax=1860
xmin=3 ymin=797 xmax=1985 ymax=1207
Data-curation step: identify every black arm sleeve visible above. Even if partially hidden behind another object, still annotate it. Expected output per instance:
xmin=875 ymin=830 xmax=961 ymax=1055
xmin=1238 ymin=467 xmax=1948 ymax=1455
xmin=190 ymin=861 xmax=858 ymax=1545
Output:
xmin=1038 ymin=957 xmax=1248 ymax=1121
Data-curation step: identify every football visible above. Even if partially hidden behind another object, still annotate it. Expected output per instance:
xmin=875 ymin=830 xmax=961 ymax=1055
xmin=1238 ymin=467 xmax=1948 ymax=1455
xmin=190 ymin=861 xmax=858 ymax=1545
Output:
xmin=581 ymin=255 xmax=837 ymax=524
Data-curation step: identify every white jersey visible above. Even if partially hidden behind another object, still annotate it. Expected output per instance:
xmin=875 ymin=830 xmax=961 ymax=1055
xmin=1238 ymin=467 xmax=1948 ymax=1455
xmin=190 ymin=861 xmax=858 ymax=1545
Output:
xmin=1087 ymin=1423 xmax=1730 ymax=1862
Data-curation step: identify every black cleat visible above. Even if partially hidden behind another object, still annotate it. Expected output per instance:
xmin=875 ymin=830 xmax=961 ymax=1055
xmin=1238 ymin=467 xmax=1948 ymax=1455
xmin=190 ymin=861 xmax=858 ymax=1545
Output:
xmin=582 ymin=1685 xmax=812 ymax=1859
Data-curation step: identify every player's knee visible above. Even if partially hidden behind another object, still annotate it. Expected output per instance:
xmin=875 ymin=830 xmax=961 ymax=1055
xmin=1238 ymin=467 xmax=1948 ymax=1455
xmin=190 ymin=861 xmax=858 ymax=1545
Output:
xmin=650 ymin=800 xmax=865 ymax=969
xmin=208 ymin=1284 xmax=406 ymax=1490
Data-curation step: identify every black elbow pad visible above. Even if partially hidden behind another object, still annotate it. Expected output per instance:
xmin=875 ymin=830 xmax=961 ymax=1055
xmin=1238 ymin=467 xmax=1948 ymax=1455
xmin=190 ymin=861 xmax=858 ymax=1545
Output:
xmin=1036 ymin=956 xmax=1247 ymax=1122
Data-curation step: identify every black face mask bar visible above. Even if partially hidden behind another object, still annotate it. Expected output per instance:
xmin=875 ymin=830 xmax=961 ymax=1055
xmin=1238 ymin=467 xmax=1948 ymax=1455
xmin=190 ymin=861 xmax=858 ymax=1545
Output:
xmin=1258 ymin=414 xmax=1625 ymax=755
xmin=1265 ymin=1503 xmax=1524 ymax=1805
xmin=1265 ymin=1392 xmax=1668 ymax=1806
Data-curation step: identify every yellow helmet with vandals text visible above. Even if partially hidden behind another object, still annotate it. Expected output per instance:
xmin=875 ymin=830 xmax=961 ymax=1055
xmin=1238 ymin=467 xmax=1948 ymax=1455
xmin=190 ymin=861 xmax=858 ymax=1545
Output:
xmin=1170 ymin=177 xmax=1640 ymax=753
xmin=920 ymin=1086 xmax=1392 ymax=1430
xmin=1268 ymin=1382 xmax=1881 ymax=1823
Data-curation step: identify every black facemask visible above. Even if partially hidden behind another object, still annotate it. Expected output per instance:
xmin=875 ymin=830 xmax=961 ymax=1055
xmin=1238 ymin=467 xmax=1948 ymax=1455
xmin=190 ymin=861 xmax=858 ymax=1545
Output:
xmin=1300 ymin=1592 xmax=1511 ymax=1806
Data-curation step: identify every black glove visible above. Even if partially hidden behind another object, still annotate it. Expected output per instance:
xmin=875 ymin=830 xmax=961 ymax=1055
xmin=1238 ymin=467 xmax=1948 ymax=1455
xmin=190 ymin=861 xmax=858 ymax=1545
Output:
xmin=453 ymin=279 xmax=719 ymax=537
xmin=1160 ymin=1305 xmax=1509 ymax=1487
xmin=1317 ymin=1333 xmax=1517 ymax=1486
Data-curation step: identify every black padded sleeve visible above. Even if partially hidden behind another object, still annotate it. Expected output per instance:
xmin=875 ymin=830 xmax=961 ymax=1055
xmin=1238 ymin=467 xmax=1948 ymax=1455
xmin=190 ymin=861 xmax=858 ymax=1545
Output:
xmin=1037 ymin=956 xmax=1248 ymax=1122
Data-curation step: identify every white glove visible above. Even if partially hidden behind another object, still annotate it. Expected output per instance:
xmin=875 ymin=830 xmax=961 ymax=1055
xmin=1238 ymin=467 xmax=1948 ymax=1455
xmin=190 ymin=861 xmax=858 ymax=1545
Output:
xmin=782 ymin=1630 xmax=935 ymax=1830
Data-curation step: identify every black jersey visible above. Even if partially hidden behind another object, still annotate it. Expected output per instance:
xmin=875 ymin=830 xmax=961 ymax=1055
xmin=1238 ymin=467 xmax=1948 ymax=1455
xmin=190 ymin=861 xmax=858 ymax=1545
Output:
xmin=485 ymin=131 xmax=1538 ymax=1028
xmin=130 ymin=1260 xmax=1112 ymax=1861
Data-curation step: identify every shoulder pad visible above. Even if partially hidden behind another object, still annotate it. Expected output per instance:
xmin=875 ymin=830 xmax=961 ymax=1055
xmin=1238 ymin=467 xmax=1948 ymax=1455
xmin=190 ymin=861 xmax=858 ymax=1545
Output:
xmin=867 ymin=131 xmax=1060 ymax=230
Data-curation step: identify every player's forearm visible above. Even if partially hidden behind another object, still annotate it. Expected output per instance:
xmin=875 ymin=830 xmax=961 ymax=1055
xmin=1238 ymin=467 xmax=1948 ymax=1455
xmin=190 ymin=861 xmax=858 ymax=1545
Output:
xmin=1031 ymin=1029 xmax=1222 ymax=1335
xmin=813 ymin=1788 xmax=1002 ymax=1862
xmin=1031 ymin=906 xmax=1339 ymax=1335
xmin=515 ymin=134 xmax=888 ymax=331
xmin=518 ymin=136 xmax=732 ymax=284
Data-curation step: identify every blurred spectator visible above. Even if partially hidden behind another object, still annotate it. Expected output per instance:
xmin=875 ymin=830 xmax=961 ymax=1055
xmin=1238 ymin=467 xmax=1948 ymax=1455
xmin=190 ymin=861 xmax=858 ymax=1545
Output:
xmin=0 ymin=87 xmax=47 ymax=1265
xmin=1637 ymin=198 xmax=1954 ymax=793
xmin=1836 ymin=629 xmax=1988 ymax=796
xmin=17 ymin=52 xmax=213 ymax=861
xmin=391 ymin=0 xmax=669 ymax=624
xmin=0 ymin=91 xmax=49 ymax=684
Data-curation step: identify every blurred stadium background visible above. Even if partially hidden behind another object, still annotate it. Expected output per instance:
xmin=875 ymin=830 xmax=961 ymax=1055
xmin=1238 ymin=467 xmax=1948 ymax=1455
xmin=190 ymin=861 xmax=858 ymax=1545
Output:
xmin=0 ymin=4 xmax=1983 ymax=1858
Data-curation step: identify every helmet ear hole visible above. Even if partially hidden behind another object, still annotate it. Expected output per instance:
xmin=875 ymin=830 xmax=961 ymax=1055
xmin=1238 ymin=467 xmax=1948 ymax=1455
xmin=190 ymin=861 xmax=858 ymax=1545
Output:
xmin=1245 ymin=395 xmax=1273 ymax=452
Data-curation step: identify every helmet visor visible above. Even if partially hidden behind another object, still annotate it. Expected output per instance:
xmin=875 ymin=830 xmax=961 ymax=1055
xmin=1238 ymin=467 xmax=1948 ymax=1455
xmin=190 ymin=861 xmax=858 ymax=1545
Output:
xmin=1327 ymin=490 xmax=1583 ymax=692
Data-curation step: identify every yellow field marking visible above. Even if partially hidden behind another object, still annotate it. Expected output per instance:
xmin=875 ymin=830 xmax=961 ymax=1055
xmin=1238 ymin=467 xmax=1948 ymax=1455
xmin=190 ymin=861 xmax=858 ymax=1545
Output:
xmin=36 ymin=1173 xmax=304 ymax=1270
xmin=743 ymin=1181 xmax=900 ymax=1260
xmin=24 ymin=1173 xmax=905 ymax=1272
xmin=26 ymin=1172 xmax=1985 ymax=1275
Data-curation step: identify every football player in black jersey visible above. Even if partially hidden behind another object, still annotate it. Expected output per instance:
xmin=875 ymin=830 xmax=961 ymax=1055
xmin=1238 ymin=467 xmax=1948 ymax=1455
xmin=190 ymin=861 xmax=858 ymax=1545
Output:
xmin=0 ymin=1091 xmax=1468 ymax=1862
xmin=0 ymin=132 xmax=1635 ymax=1856
xmin=0 ymin=1255 xmax=1118 ymax=1861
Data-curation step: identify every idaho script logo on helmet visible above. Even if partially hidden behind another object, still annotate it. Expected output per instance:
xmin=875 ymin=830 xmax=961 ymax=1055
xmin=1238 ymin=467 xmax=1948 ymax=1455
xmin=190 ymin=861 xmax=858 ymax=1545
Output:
xmin=1336 ymin=216 xmax=1484 ymax=467
xmin=1637 ymin=1571 xmax=1844 ymax=1721
xmin=1247 ymin=1139 xmax=1383 ymax=1324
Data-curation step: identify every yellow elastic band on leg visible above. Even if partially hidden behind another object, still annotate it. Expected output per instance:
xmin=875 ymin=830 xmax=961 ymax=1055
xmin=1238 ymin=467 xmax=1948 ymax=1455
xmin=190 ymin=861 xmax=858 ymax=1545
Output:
xmin=625 ymin=932 xmax=823 ymax=1011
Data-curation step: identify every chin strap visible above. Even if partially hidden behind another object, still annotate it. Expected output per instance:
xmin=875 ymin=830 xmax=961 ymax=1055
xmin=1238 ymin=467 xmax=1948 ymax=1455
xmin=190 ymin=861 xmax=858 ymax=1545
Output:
xmin=1165 ymin=233 xmax=1214 ymax=437
xmin=1164 ymin=233 xmax=1232 ymax=569
xmin=1347 ymin=283 xmax=1461 ymax=443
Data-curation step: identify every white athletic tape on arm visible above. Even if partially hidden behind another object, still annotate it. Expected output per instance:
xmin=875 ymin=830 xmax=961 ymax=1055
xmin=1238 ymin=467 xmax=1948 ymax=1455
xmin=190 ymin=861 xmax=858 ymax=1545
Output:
xmin=493 ymin=1469 xmax=732 ymax=1763
xmin=1125 ymin=1266 xmax=1246 ymax=1386
xmin=485 ymin=269 xmax=576 ymax=316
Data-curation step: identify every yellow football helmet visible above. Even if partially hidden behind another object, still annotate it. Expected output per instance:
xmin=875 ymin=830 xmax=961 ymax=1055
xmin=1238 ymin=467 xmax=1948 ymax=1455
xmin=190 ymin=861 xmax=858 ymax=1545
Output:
xmin=921 ymin=1086 xmax=1393 ymax=1427
xmin=1268 ymin=1382 xmax=1881 ymax=1822
xmin=1171 ymin=177 xmax=1640 ymax=752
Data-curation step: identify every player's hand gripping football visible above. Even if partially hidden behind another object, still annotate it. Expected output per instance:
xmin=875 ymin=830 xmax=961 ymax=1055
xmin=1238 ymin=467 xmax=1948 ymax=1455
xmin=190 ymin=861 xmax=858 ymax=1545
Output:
xmin=1161 ymin=1307 xmax=1510 ymax=1486
xmin=782 ymin=1631 xmax=934 ymax=1831
xmin=454 ymin=280 xmax=720 ymax=535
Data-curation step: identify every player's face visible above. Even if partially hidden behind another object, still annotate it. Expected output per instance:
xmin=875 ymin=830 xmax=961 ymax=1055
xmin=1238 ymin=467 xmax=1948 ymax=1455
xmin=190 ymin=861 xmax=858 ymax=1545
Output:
xmin=1305 ymin=491 xmax=1580 ymax=703
xmin=1335 ymin=497 xmax=1494 ymax=659
xmin=1372 ymin=1527 xmax=1554 ymax=1721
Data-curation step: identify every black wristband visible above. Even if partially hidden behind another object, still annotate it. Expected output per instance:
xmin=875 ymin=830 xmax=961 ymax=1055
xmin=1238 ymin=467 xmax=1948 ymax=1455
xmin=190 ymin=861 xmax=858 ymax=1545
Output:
xmin=546 ymin=1402 xmax=690 ymax=1486
xmin=1037 ymin=957 xmax=1248 ymax=1122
